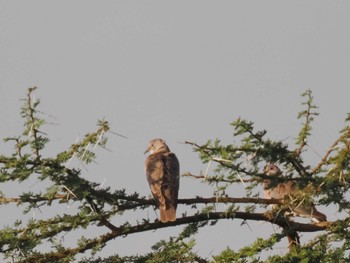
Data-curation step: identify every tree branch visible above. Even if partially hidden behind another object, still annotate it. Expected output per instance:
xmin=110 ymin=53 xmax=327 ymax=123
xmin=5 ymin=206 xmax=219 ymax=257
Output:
xmin=182 ymin=172 xmax=255 ymax=183
xmin=178 ymin=196 xmax=282 ymax=206
xmin=0 ymin=193 xmax=300 ymax=211
xmin=311 ymin=129 xmax=350 ymax=175
xmin=20 ymin=211 xmax=329 ymax=262
xmin=295 ymin=90 xmax=315 ymax=157
xmin=0 ymin=194 xmax=69 ymax=205
xmin=26 ymin=87 xmax=41 ymax=159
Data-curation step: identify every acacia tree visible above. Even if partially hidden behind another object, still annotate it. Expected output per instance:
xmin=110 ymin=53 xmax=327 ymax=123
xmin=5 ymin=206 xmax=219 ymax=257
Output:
xmin=0 ymin=88 xmax=349 ymax=262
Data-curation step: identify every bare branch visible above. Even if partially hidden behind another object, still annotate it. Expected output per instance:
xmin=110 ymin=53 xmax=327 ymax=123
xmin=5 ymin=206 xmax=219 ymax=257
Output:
xmin=182 ymin=172 xmax=254 ymax=183
xmin=178 ymin=196 xmax=283 ymax=206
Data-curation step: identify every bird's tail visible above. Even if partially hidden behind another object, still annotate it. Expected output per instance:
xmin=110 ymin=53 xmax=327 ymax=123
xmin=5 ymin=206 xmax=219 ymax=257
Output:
xmin=312 ymin=210 xmax=327 ymax=223
xmin=160 ymin=206 xmax=176 ymax=223
xmin=294 ymin=205 xmax=327 ymax=223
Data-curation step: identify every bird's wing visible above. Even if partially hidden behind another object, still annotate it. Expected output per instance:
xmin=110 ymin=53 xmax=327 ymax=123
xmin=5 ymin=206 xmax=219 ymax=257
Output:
xmin=262 ymin=180 xmax=271 ymax=199
xmin=145 ymin=153 xmax=165 ymax=207
xmin=163 ymin=152 xmax=180 ymax=209
xmin=268 ymin=181 xmax=295 ymax=199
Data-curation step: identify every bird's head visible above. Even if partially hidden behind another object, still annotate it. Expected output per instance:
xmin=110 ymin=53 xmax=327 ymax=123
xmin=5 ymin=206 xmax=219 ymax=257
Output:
xmin=264 ymin=164 xmax=282 ymax=176
xmin=144 ymin=138 xmax=170 ymax=154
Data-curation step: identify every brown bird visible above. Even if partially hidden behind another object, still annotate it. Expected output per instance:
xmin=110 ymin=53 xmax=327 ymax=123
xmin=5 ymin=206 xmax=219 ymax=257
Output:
xmin=144 ymin=139 xmax=180 ymax=223
xmin=263 ymin=164 xmax=327 ymax=223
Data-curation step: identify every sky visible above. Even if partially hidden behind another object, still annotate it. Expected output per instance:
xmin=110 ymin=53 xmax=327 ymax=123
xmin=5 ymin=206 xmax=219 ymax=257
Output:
xmin=1 ymin=1 xmax=350 ymax=260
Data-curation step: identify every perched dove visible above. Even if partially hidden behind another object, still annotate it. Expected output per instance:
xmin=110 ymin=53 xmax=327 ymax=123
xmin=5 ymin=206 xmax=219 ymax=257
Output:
xmin=145 ymin=139 xmax=180 ymax=223
xmin=263 ymin=164 xmax=327 ymax=223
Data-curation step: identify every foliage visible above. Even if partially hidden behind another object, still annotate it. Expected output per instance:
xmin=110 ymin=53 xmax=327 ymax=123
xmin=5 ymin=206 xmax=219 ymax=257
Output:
xmin=0 ymin=88 xmax=350 ymax=262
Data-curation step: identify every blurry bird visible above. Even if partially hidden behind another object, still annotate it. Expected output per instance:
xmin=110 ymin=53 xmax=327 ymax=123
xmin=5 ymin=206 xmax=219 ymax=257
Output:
xmin=145 ymin=139 xmax=180 ymax=223
xmin=263 ymin=164 xmax=327 ymax=223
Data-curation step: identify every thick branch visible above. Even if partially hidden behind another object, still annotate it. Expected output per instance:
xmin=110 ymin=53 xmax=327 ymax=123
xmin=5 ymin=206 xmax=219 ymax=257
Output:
xmin=178 ymin=196 xmax=283 ymax=206
xmin=0 ymin=193 xmax=292 ymax=211
xmin=104 ymin=211 xmax=328 ymax=234
xmin=114 ymin=196 xmax=284 ymax=212
xmin=20 ymin=211 xmax=329 ymax=263
xmin=286 ymin=230 xmax=300 ymax=250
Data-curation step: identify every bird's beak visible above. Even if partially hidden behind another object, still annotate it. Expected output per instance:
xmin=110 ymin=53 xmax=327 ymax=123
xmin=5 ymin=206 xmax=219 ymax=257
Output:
xmin=144 ymin=148 xmax=150 ymax=154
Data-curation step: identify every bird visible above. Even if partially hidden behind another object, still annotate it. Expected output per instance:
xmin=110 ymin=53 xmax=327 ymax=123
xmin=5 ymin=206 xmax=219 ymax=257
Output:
xmin=144 ymin=139 xmax=180 ymax=223
xmin=263 ymin=163 xmax=327 ymax=223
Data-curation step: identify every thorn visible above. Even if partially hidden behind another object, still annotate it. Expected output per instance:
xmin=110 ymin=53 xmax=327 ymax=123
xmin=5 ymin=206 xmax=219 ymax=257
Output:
xmin=94 ymin=130 xmax=105 ymax=149
xmin=110 ymin=130 xmax=128 ymax=139
xmin=65 ymin=152 xmax=76 ymax=170
xmin=81 ymin=142 xmax=91 ymax=161
xmin=62 ymin=185 xmax=77 ymax=199
xmin=204 ymin=160 xmax=212 ymax=180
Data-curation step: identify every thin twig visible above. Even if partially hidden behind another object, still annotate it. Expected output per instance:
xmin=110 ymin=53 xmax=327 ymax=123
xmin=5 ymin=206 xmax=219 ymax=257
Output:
xmin=212 ymin=157 xmax=246 ymax=186
xmin=109 ymin=130 xmax=128 ymax=139
xmin=295 ymin=93 xmax=313 ymax=156
xmin=0 ymin=194 xmax=70 ymax=205
xmin=182 ymin=172 xmax=254 ymax=183
xmin=311 ymin=132 xmax=348 ymax=175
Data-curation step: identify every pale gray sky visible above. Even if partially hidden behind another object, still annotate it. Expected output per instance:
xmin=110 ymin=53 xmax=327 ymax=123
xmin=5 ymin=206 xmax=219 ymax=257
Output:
xmin=1 ymin=1 xmax=350 ymax=260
